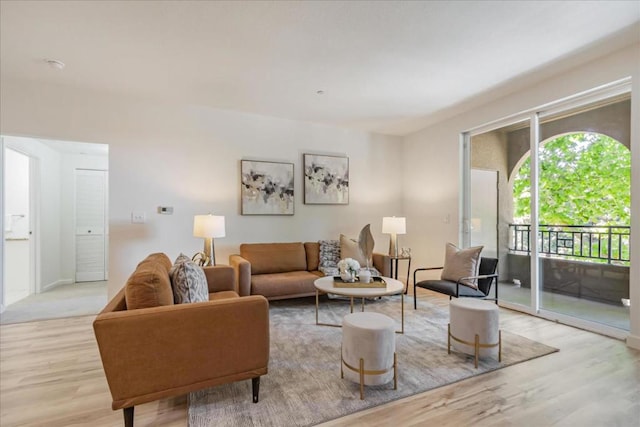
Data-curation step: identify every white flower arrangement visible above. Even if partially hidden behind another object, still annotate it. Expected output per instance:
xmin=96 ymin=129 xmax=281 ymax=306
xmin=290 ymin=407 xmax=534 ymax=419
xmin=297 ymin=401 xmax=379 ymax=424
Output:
xmin=338 ymin=258 xmax=361 ymax=275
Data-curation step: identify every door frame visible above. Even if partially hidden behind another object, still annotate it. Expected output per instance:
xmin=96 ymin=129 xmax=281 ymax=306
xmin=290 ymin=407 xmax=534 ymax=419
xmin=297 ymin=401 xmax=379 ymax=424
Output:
xmin=0 ymin=140 xmax=39 ymax=311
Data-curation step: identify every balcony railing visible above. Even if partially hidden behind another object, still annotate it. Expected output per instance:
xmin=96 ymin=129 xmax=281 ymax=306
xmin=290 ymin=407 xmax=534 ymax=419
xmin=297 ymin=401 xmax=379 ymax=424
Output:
xmin=509 ymin=224 xmax=630 ymax=265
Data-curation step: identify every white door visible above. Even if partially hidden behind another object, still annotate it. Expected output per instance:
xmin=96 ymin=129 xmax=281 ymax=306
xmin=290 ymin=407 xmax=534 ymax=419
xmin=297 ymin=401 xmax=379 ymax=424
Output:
xmin=75 ymin=169 xmax=108 ymax=282
xmin=4 ymin=147 xmax=33 ymax=304
xmin=470 ymin=169 xmax=498 ymax=258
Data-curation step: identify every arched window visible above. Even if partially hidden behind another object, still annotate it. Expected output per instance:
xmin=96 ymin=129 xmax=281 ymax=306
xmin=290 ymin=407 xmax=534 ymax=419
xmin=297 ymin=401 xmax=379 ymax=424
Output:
xmin=510 ymin=132 xmax=630 ymax=265
xmin=512 ymin=132 xmax=630 ymax=227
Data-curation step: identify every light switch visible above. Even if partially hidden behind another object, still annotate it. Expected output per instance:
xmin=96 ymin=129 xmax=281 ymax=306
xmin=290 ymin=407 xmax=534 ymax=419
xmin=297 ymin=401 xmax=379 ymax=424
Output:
xmin=157 ymin=206 xmax=173 ymax=215
xmin=132 ymin=212 xmax=146 ymax=224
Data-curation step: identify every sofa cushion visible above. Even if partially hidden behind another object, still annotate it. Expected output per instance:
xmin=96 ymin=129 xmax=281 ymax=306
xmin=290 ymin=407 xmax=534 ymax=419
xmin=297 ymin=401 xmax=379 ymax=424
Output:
xmin=441 ymin=243 xmax=483 ymax=289
xmin=170 ymin=254 xmax=209 ymax=304
xmin=240 ymin=242 xmax=307 ymax=275
xmin=304 ymin=242 xmax=320 ymax=271
xmin=250 ymin=270 xmax=321 ymax=298
xmin=320 ymin=266 xmax=340 ymax=276
xmin=124 ymin=253 xmax=174 ymax=310
xmin=209 ymin=291 xmax=240 ymax=301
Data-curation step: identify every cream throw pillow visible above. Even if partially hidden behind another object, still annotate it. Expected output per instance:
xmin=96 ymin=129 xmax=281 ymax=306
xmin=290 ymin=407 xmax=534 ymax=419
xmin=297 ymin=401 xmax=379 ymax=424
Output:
xmin=340 ymin=234 xmax=368 ymax=267
xmin=441 ymin=243 xmax=483 ymax=289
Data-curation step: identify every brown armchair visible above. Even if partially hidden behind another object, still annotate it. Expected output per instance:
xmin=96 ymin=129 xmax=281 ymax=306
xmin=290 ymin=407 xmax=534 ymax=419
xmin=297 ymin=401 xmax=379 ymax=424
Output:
xmin=93 ymin=254 xmax=269 ymax=427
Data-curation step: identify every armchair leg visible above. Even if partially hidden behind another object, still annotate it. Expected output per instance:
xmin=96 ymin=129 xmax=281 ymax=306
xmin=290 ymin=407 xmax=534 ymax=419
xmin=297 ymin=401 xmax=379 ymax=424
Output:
xmin=413 ymin=284 xmax=417 ymax=310
xmin=123 ymin=407 xmax=134 ymax=427
xmin=252 ymin=377 xmax=260 ymax=403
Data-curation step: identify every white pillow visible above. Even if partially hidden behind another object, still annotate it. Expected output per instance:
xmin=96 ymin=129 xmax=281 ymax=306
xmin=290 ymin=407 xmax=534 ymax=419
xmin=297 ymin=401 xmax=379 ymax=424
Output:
xmin=440 ymin=243 xmax=483 ymax=289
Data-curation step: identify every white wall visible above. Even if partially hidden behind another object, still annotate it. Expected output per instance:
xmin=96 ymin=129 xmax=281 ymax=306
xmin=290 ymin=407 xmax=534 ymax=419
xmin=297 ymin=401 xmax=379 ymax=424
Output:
xmin=0 ymin=82 xmax=403 ymax=298
xmin=403 ymin=42 xmax=640 ymax=349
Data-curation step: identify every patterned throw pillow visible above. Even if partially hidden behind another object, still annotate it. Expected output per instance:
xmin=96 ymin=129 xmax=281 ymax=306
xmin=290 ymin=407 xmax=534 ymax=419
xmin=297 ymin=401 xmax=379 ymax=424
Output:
xmin=170 ymin=253 xmax=209 ymax=303
xmin=318 ymin=240 xmax=341 ymax=275
xmin=440 ymin=243 xmax=483 ymax=289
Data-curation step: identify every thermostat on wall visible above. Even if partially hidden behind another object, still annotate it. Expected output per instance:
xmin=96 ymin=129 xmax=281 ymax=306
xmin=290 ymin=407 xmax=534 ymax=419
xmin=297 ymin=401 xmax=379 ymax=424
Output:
xmin=158 ymin=206 xmax=173 ymax=215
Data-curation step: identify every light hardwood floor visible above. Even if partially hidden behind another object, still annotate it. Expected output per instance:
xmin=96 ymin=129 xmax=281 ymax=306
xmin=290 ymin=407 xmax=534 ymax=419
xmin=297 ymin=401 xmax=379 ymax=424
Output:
xmin=1 ymin=290 xmax=638 ymax=427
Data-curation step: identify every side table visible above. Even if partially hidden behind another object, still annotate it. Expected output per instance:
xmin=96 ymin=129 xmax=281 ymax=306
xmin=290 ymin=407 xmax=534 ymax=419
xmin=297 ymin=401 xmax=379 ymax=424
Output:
xmin=389 ymin=256 xmax=411 ymax=294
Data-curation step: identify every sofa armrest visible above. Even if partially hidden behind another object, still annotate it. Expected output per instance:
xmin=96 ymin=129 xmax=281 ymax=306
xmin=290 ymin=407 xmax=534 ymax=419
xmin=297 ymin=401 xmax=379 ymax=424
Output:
xmin=373 ymin=252 xmax=391 ymax=277
xmin=229 ymin=254 xmax=251 ymax=296
xmin=203 ymin=264 xmax=235 ymax=293
xmin=93 ymin=295 xmax=269 ymax=410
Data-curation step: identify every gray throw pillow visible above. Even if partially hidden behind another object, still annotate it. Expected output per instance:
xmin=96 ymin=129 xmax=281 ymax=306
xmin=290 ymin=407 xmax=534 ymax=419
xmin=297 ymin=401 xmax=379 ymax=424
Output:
xmin=319 ymin=240 xmax=340 ymax=268
xmin=440 ymin=243 xmax=483 ymax=289
xmin=170 ymin=253 xmax=209 ymax=303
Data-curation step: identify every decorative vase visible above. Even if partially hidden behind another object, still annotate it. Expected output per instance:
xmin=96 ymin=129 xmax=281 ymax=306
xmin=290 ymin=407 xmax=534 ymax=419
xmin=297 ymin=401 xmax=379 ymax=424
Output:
xmin=359 ymin=269 xmax=372 ymax=283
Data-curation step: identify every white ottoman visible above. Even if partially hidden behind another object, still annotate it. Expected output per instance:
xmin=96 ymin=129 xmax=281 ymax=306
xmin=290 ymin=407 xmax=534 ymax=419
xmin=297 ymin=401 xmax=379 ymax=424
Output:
xmin=448 ymin=298 xmax=501 ymax=368
xmin=341 ymin=312 xmax=397 ymax=399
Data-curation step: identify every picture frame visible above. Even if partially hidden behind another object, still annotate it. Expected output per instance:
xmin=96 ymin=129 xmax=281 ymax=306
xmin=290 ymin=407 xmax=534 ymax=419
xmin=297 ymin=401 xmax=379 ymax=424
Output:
xmin=303 ymin=154 xmax=349 ymax=205
xmin=241 ymin=160 xmax=295 ymax=215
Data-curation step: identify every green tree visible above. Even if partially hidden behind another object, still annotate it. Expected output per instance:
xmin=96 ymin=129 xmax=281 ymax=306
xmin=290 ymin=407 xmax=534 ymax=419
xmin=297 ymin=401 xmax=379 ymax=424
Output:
xmin=513 ymin=133 xmax=630 ymax=226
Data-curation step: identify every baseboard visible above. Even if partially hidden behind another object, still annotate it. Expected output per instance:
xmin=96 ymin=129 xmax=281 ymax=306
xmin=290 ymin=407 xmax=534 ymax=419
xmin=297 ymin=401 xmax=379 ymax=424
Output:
xmin=41 ymin=279 xmax=73 ymax=292
xmin=626 ymin=334 xmax=640 ymax=350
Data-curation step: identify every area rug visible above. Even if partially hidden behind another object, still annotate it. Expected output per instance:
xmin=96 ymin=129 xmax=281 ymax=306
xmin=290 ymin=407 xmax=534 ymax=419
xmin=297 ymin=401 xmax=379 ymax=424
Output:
xmin=189 ymin=296 xmax=558 ymax=426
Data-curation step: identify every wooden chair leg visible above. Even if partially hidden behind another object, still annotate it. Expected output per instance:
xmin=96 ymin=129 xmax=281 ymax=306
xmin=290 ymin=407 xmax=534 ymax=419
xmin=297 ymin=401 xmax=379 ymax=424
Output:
xmin=252 ymin=377 xmax=260 ymax=403
xmin=123 ymin=407 xmax=134 ymax=427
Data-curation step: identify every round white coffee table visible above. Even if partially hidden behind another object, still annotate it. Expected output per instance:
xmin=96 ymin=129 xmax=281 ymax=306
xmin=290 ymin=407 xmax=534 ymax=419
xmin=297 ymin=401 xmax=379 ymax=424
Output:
xmin=314 ymin=276 xmax=405 ymax=334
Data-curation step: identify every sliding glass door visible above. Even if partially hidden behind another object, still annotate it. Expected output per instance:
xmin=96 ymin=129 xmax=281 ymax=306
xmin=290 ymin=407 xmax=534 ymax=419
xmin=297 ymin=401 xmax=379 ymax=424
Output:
xmin=463 ymin=83 xmax=631 ymax=336
xmin=535 ymin=98 xmax=631 ymax=331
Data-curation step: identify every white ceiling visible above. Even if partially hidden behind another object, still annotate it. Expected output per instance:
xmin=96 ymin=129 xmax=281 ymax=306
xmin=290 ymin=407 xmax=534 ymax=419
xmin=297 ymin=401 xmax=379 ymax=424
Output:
xmin=1 ymin=1 xmax=639 ymax=136
xmin=39 ymin=139 xmax=108 ymax=156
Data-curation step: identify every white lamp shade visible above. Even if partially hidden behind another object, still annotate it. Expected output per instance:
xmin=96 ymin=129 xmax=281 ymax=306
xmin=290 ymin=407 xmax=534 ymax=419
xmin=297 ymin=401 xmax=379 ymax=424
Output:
xmin=193 ymin=215 xmax=226 ymax=238
xmin=382 ymin=216 xmax=406 ymax=234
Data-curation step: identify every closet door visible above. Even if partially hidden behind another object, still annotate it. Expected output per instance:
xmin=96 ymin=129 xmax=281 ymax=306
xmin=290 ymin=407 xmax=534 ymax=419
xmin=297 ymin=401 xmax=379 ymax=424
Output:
xmin=75 ymin=169 xmax=107 ymax=282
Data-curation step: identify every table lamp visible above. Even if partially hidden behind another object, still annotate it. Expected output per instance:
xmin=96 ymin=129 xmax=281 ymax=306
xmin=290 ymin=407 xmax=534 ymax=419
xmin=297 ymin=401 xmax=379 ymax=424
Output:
xmin=382 ymin=216 xmax=406 ymax=258
xmin=193 ymin=214 xmax=226 ymax=266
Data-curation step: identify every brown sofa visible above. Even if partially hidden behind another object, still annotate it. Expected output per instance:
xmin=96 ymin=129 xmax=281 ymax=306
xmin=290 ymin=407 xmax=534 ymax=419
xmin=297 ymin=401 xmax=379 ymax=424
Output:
xmin=229 ymin=242 xmax=391 ymax=300
xmin=93 ymin=253 xmax=269 ymax=427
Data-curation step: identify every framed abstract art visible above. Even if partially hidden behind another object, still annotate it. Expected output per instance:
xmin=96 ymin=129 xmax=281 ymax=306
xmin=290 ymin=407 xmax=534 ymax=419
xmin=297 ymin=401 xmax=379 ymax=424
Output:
xmin=241 ymin=160 xmax=294 ymax=215
xmin=303 ymin=154 xmax=349 ymax=205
